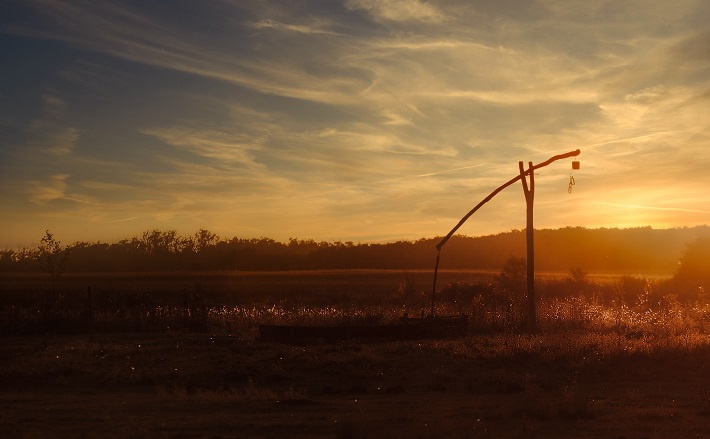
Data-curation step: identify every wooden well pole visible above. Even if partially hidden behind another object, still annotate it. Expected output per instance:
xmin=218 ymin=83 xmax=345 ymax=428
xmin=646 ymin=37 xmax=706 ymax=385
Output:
xmin=431 ymin=149 xmax=580 ymax=325
xmin=519 ymin=161 xmax=536 ymax=333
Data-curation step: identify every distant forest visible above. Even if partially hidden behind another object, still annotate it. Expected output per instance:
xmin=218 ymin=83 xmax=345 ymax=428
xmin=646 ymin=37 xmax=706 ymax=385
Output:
xmin=1 ymin=226 xmax=708 ymax=274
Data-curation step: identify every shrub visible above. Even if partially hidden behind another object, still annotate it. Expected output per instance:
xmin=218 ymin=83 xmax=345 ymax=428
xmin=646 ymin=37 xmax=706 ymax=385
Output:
xmin=672 ymin=235 xmax=710 ymax=298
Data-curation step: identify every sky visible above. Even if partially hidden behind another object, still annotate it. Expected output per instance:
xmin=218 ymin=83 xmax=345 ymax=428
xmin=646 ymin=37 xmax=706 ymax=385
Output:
xmin=1 ymin=0 xmax=709 ymax=249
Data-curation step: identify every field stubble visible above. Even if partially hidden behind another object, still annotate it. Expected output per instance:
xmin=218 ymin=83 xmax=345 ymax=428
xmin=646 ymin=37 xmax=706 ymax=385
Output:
xmin=1 ymin=332 xmax=709 ymax=438
xmin=1 ymin=270 xmax=710 ymax=437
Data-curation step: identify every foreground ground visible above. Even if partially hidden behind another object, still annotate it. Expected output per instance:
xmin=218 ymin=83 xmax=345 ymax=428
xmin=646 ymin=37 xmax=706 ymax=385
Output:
xmin=1 ymin=332 xmax=709 ymax=438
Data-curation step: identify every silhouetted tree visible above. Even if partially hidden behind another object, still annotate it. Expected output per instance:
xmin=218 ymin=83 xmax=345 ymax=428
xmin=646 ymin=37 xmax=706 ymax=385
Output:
xmin=568 ymin=267 xmax=588 ymax=284
xmin=495 ymin=256 xmax=527 ymax=294
xmin=194 ymin=229 xmax=219 ymax=252
xmin=673 ymin=235 xmax=710 ymax=297
xmin=1 ymin=226 xmax=708 ymax=274
xmin=37 ymin=230 xmax=70 ymax=295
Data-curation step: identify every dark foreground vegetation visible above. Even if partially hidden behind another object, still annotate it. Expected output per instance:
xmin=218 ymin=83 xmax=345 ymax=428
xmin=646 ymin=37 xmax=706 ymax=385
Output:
xmin=2 ymin=260 xmax=710 ymax=438
xmin=3 ymin=331 xmax=710 ymax=438
xmin=2 ymin=228 xmax=709 ymax=437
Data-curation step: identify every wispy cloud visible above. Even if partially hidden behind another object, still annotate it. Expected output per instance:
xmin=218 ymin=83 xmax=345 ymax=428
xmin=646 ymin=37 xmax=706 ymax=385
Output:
xmin=345 ymin=0 xmax=445 ymax=23
xmin=595 ymin=202 xmax=710 ymax=214
xmin=141 ymin=125 xmax=261 ymax=165
xmin=246 ymin=18 xmax=347 ymax=36
xmin=28 ymin=173 xmax=70 ymax=204
xmin=25 ymin=94 xmax=79 ymax=155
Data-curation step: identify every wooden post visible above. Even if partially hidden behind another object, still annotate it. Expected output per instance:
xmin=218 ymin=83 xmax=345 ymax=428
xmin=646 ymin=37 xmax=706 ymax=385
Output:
xmin=431 ymin=148 xmax=580 ymax=328
xmin=519 ymin=161 xmax=536 ymax=333
xmin=431 ymin=250 xmax=441 ymax=317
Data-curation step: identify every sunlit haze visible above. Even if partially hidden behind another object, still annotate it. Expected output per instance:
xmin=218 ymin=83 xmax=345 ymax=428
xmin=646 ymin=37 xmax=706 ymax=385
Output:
xmin=1 ymin=1 xmax=709 ymax=248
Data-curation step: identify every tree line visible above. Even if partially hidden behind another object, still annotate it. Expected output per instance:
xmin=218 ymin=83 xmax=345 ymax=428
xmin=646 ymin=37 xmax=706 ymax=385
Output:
xmin=1 ymin=226 xmax=707 ymax=275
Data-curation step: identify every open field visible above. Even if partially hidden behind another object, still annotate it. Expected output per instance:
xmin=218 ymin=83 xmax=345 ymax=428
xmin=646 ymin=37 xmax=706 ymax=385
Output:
xmin=0 ymin=269 xmax=673 ymax=295
xmin=2 ymin=269 xmax=708 ymax=437
xmin=0 ymin=269 xmax=498 ymax=299
xmin=2 ymin=332 xmax=710 ymax=438
xmin=0 ymin=269 xmax=697 ymax=335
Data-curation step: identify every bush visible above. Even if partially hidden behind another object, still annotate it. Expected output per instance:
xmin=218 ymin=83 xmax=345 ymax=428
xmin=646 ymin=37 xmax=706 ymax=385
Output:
xmin=672 ymin=235 xmax=710 ymax=298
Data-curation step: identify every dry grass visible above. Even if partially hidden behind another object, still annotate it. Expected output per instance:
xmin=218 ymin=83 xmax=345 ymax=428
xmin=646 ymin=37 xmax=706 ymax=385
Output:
xmin=1 ymin=270 xmax=707 ymax=340
xmin=4 ymin=270 xmax=710 ymax=437
xmin=2 ymin=330 xmax=709 ymax=438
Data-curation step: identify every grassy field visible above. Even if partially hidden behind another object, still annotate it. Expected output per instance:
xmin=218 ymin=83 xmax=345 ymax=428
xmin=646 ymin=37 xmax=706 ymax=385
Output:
xmin=2 ymin=332 xmax=709 ymax=438
xmin=1 ymin=270 xmax=498 ymax=334
xmin=1 ymin=269 xmax=709 ymax=438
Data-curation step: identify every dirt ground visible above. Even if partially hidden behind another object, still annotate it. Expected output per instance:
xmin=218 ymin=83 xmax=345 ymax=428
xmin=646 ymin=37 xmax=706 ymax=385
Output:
xmin=1 ymin=332 xmax=709 ymax=438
